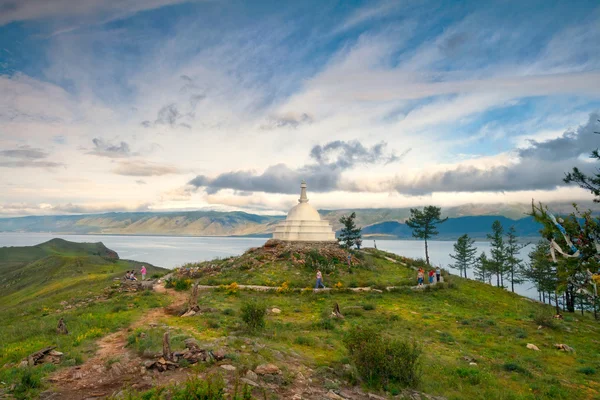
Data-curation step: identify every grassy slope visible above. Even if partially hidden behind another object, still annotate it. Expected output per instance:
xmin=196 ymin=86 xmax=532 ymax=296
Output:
xmin=172 ymin=248 xmax=600 ymax=400
xmin=2 ymin=240 xmax=600 ymax=399
xmin=0 ymin=239 xmax=169 ymax=395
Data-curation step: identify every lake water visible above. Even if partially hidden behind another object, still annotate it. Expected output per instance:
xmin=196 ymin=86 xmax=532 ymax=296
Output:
xmin=0 ymin=233 xmax=537 ymax=298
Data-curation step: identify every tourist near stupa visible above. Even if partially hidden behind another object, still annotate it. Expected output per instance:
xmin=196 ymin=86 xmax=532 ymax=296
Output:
xmin=272 ymin=181 xmax=336 ymax=242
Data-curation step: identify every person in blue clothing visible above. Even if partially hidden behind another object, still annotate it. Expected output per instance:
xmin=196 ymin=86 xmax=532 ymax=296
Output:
xmin=436 ymin=267 xmax=441 ymax=283
xmin=315 ymin=270 xmax=326 ymax=289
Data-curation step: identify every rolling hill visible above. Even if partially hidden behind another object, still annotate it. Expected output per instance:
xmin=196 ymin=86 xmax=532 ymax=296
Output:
xmin=0 ymin=202 xmax=596 ymax=239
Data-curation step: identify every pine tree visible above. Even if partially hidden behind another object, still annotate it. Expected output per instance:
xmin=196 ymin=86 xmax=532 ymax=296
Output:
xmin=564 ymin=118 xmax=600 ymax=202
xmin=504 ymin=226 xmax=528 ymax=293
xmin=522 ymin=241 xmax=555 ymax=304
xmin=449 ymin=234 xmax=478 ymax=278
xmin=338 ymin=212 xmax=362 ymax=249
xmin=474 ymin=252 xmax=492 ymax=283
xmin=406 ymin=206 xmax=448 ymax=265
xmin=487 ymin=220 xmax=506 ymax=288
xmin=529 ymin=201 xmax=600 ymax=314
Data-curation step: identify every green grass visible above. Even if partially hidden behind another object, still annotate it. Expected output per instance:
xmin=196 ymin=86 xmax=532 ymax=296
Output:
xmin=2 ymin=240 xmax=600 ymax=400
xmin=0 ymin=239 xmax=169 ymax=398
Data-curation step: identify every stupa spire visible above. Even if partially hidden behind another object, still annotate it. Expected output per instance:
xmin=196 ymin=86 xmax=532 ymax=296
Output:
xmin=299 ymin=180 xmax=308 ymax=203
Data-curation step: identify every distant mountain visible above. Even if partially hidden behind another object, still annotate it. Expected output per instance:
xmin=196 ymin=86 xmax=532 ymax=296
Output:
xmin=362 ymin=216 xmax=543 ymax=240
xmin=0 ymin=211 xmax=283 ymax=237
xmin=0 ymin=202 xmax=596 ymax=239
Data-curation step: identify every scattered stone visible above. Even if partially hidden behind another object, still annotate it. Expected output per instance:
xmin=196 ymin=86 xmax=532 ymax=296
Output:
xmin=240 ymin=378 xmax=259 ymax=387
xmin=220 ymin=364 xmax=236 ymax=371
xmin=537 ymin=325 xmax=543 ymax=330
xmin=181 ymin=310 xmax=196 ymax=318
xmin=367 ymin=394 xmax=386 ymax=400
xmin=326 ymin=390 xmax=346 ymax=400
xmin=212 ymin=349 xmax=226 ymax=361
xmin=245 ymin=370 xmax=259 ymax=381
xmin=469 ymin=362 xmax=477 ymax=366
xmin=271 ymin=308 xmax=281 ymax=314
xmin=184 ymin=338 xmax=200 ymax=350
xmin=554 ymin=343 xmax=574 ymax=352
xmin=526 ymin=343 xmax=540 ymax=351
xmin=462 ymin=356 xmax=475 ymax=362
xmin=255 ymin=363 xmax=281 ymax=375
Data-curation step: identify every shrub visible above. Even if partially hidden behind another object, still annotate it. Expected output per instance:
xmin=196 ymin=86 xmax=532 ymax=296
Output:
xmin=344 ymin=325 xmax=422 ymax=389
xmin=533 ymin=311 xmax=558 ymax=330
xmin=362 ymin=304 xmax=376 ymax=311
xmin=456 ymin=367 xmax=481 ymax=385
xmin=577 ymin=367 xmax=596 ymax=375
xmin=13 ymin=368 xmax=42 ymax=398
xmin=174 ymin=278 xmax=192 ymax=291
xmin=503 ymin=363 xmax=531 ymax=376
xmin=294 ymin=336 xmax=315 ymax=346
xmin=240 ymin=300 xmax=266 ymax=331
xmin=164 ymin=277 xmax=175 ymax=289
xmin=222 ymin=308 xmax=235 ymax=316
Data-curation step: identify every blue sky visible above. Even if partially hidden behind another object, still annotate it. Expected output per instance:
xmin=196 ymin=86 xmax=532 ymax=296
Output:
xmin=0 ymin=0 xmax=599 ymax=216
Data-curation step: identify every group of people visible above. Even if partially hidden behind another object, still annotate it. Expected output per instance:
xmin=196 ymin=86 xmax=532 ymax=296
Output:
xmin=417 ymin=267 xmax=441 ymax=287
xmin=125 ymin=265 xmax=147 ymax=281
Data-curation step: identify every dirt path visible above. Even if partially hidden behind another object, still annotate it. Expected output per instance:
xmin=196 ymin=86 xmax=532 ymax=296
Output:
xmin=43 ymin=284 xmax=189 ymax=400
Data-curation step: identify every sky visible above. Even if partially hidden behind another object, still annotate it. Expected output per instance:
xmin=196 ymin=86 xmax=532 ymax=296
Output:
xmin=1 ymin=0 xmax=600 ymax=217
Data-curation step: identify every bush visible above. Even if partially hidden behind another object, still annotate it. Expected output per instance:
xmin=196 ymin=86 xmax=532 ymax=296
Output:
xmin=164 ymin=277 xmax=175 ymax=289
xmin=344 ymin=326 xmax=422 ymax=389
xmin=174 ymin=278 xmax=192 ymax=291
xmin=503 ymin=363 xmax=531 ymax=376
xmin=294 ymin=336 xmax=315 ymax=346
xmin=577 ymin=367 xmax=596 ymax=375
xmin=533 ymin=311 xmax=558 ymax=330
xmin=240 ymin=300 xmax=266 ymax=331
xmin=362 ymin=304 xmax=376 ymax=311
xmin=13 ymin=368 xmax=42 ymax=398
xmin=455 ymin=367 xmax=481 ymax=385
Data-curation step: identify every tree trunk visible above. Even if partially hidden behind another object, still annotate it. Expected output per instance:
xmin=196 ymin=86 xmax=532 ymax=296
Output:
xmin=496 ymin=273 xmax=500 ymax=288
xmin=510 ymin=270 xmax=515 ymax=293
xmin=500 ymin=272 xmax=504 ymax=289
xmin=554 ymin=291 xmax=560 ymax=316
xmin=424 ymin=239 xmax=430 ymax=266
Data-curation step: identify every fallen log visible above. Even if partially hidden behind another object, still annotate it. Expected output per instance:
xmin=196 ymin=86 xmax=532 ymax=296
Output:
xmin=22 ymin=346 xmax=62 ymax=367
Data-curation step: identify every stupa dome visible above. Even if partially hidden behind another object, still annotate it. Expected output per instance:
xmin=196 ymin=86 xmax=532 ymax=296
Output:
xmin=272 ymin=181 xmax=336 ymax=242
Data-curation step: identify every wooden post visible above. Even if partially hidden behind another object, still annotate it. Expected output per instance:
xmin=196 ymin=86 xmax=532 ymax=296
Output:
xmin=56 ymin=317 xmax=68 ymax=334
xmin=163 ymin=332 xmax=172 ymax=361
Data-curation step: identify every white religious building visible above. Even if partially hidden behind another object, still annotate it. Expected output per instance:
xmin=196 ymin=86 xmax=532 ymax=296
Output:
xmin=272 ymin=181 xmax=336 ymax=242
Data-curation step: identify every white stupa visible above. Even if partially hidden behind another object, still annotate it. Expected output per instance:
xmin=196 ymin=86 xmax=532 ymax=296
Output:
xmin=272 ymin=181 xmax=336 ymax=242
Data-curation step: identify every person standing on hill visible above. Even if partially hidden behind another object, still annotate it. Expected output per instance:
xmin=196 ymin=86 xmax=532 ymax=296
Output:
xmin=315 ymin=270 xmax=326 ymax=289
xmin=436 ymin=267 xmax=441 ymax=283
xmin=417 ymin=268 xmax=424 ymax=287
xmin=428 ymin=269 xmax=435 ymax=284
xmin=141 ymin=265 xmax=147 ymax=280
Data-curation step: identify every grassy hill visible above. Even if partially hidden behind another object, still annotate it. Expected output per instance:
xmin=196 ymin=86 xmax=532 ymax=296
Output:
xmin=1 ymin=239 xmax=599 ymax=399
xmin=0 ymin=239 xmax=169 ymax=398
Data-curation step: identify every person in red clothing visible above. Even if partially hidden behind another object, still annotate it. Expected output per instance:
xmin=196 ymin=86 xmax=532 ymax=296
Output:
xmin=428 ymin=269 xmax=435 ymax=284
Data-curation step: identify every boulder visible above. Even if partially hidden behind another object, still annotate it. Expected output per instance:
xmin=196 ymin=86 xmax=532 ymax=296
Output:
xmin=255 ymin=363 xmax=281 ymax=375
xmin=554 ymin=343 xmax=574 ymax=352
xmin=220 ymin=364 xmax=236 ymax=371
xmin=526 ymin=343 xmax=540 ymax=351
xmin=245 ymin=370 xmax=259 ymax=381
xmin=240 ymin=378 xmax=259 ymax=387
xmin=271 ymin=308 xmax=281 ymax=314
